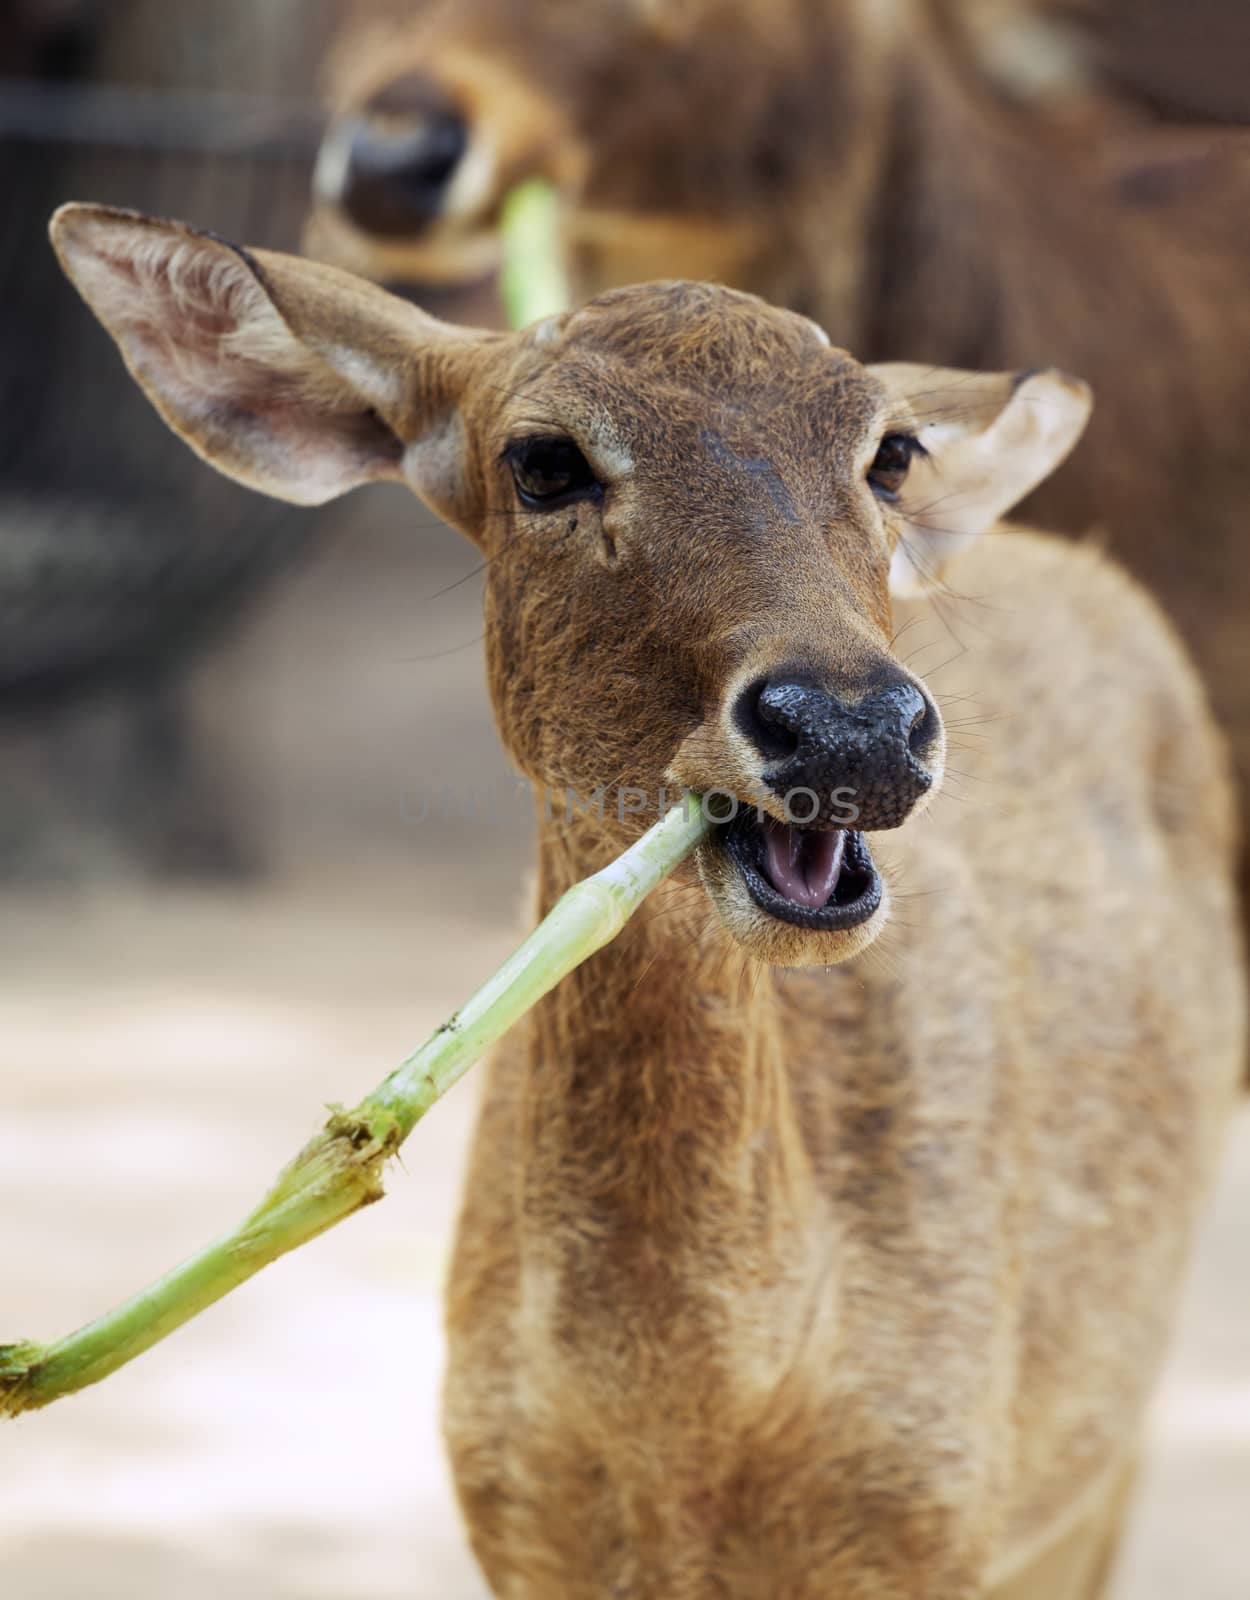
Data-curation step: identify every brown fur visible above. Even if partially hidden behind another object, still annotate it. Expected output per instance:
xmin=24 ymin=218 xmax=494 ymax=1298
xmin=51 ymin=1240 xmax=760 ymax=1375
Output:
xmin=933 ymin=1 xmax=1250 ymax=122
xmin=312 ymin=0 xmax=1250 ymax=918
xmin=50 ymin=208 xmax=1244 ymax=1597
xmin=1073 ymin=0 xmax=1250 ymax=123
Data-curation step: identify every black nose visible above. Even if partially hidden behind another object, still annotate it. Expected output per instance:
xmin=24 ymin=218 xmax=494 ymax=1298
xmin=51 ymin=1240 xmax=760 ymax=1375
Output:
xmin=335 ymin=78 xmax=468 ymax=236
xmin=736 ymin=675 xmax=937 ymax=830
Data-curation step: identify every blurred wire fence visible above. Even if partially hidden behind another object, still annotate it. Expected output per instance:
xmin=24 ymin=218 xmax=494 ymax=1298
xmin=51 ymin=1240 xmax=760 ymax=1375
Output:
xmin=0 ymin=1 xmax=341 ymax=876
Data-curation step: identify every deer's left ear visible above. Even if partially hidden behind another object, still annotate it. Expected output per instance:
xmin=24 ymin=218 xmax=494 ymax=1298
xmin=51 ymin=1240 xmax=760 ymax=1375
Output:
xmin=50 ymin=203 xmax=491 ymax=519
xmin=869 ymin=364 xmax=1093 ymax=598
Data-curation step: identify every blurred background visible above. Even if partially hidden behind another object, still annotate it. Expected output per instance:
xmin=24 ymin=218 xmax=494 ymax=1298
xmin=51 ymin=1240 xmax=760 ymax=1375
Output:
xmin=1 ymin=2 xmax=1246 ymax=1596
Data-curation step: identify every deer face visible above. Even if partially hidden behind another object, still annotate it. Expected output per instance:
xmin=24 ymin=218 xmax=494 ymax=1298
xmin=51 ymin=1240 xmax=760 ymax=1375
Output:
xmin=306 ymin=0 xmax=905 ymax=302
xmin=472 ymin=285 xmax=954 ymax=964
xmin=51 ymin=206 xmax=1089 ymax=966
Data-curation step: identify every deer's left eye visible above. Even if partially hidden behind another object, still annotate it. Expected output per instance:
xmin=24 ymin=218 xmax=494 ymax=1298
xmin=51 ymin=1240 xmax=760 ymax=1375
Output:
xmin=868 ymin=434 xmax=921 ymax=501
xmin=505 ymin=437 xmax=602 ymax=508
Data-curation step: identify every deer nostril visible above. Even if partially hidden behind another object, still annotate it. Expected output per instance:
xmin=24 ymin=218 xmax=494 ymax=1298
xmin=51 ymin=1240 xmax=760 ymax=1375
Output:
xmin=735 ymin=676 xmax=803 ymax=762
xmin=906 ymin=691 xmax=934 ymax=758
xmin=338 ymin=110 xmax=468 ymax=236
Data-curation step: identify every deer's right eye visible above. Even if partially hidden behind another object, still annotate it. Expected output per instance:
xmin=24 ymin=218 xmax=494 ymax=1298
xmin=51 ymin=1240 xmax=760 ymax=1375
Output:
xmin=505 ymin=437 xmax=602 ymax=509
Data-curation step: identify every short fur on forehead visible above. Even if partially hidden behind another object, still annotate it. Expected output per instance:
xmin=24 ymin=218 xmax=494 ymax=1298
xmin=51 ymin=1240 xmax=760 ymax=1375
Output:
xmin=561 ymin=280 xmax=840 ymax=375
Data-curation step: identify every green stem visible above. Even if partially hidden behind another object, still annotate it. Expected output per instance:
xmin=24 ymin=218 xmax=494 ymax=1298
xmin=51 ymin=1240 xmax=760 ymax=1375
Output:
xmin=498 ymin=178 xmax=570 ymax=329
xmin=0 ymin=796 xmax=710 ymax=1418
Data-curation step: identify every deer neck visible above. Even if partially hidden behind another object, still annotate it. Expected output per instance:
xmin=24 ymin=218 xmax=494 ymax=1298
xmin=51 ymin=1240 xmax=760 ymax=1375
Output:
xmin=517 ymin=811 xmax=820 ymax=1255
xmin=772 ymin=26 xmax=1113 ymax=367
xmin=860 ymin=36 xmax=1173 ymax=371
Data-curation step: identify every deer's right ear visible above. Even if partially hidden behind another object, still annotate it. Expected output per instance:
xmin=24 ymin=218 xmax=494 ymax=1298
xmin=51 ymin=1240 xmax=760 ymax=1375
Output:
xmin=50 ymin=203 xmax=492 ymax=520
xmin=870 ymin=362 xmax=1093 ymax=598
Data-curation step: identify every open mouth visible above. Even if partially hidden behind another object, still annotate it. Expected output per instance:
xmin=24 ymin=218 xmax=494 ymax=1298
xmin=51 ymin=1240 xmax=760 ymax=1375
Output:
xmin=723 ymin=813 xmax=883 ymax=931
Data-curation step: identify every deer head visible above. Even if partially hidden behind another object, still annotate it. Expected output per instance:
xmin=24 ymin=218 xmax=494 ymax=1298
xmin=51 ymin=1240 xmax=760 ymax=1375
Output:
xmin=305 ymin=0 xmax=916 ymax=308
xmin=51 ymin=203 xmax=1089 ymax=965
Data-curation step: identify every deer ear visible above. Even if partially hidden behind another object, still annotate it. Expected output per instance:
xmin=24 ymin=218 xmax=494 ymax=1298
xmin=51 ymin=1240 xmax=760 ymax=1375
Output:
xmin=49 ymin=203 xmax=489 ymax=515
xmin=869 ymin=364 xmax=1093 ymax=598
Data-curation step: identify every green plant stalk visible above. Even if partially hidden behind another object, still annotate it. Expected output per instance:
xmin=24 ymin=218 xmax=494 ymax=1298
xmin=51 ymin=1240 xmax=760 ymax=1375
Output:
xmin=0 ymin=176 xmax=587 ymax=1418
xmin=0 ymin=796 xmax=710 ymax=1419
xmin=499 ymin=178 xmax=570 ymax=329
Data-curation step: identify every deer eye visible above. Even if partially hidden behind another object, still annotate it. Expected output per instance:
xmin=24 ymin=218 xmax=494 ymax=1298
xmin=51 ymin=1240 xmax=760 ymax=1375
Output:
xmin=505 ymin=437 xmax=602 ymax=509
xmin=868 ymin=433 xmax=921 ymax=502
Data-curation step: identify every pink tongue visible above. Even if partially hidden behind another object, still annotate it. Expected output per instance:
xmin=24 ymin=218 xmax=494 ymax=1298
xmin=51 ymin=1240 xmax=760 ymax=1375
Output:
xmin=761 ymin=819 xmax=846 ymax=909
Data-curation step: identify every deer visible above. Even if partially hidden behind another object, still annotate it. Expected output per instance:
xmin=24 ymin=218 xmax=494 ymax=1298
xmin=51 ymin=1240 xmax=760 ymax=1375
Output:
xmin=306 ymin=0 xmax=1250 ymax=932
xmin=50 ymin=201 xmax=1243 ymax=1599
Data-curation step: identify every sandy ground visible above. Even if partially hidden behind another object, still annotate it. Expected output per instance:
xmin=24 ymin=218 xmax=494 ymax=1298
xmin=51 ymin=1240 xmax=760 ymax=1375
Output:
xmin=1 ymin=875 xmax=1247 ymax=1599
xmin=0 ymin=871 xmax=506 ymax=1600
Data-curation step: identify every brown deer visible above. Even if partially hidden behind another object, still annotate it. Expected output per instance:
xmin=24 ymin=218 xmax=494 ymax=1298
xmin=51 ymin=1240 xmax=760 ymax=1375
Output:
xmin=51 ymin=203 xmax=1243 ymax=1599
xmin=307 ymin=0 xmax=1250 ymax=921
